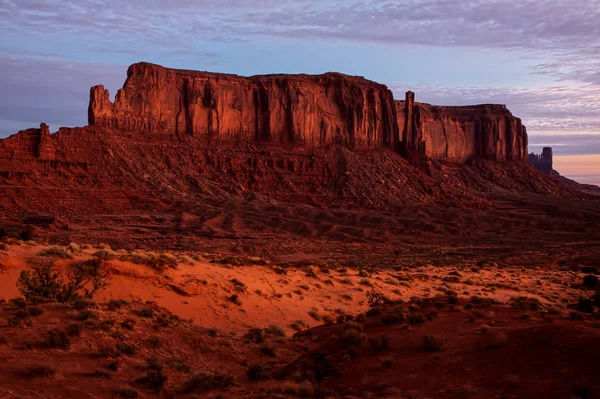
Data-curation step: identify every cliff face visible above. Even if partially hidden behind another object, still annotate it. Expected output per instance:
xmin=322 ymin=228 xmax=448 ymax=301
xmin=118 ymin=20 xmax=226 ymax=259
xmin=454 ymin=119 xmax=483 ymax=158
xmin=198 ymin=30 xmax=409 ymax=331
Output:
xmin=89 ymin=62 xmax=528 ymax=163
xmin=89 ymin=62 xmax=399 ymax=150
xmin=396 ymin=94 xmax=528 ymax=164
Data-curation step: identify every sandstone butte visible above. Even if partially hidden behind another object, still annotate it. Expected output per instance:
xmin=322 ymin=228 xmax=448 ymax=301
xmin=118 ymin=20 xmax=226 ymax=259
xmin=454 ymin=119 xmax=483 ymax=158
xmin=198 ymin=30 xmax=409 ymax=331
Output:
xmin=85 ymin=62 xmax=528 ymax=164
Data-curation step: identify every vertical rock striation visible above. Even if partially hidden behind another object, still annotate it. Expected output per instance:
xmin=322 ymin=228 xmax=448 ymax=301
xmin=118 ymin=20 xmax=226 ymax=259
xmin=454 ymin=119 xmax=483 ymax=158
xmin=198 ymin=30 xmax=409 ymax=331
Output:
xmin=89 ymin=62 xmax=400 ymax=150
xmin=88 ymin=62 xmax=528 ymax=164
xmin=396 ymin=93 xmax=528 ymax=164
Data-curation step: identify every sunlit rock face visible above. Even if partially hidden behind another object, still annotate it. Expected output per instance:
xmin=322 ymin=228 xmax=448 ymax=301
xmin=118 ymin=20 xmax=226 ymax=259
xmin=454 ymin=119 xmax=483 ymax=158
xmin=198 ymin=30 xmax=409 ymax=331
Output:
xmin=88 ymin=62 xmax=400 ymax=150
xmin=397 ymin=94 xmax=528 ymax=164
xmin=89 ymin=62 xmax=528 ymax=164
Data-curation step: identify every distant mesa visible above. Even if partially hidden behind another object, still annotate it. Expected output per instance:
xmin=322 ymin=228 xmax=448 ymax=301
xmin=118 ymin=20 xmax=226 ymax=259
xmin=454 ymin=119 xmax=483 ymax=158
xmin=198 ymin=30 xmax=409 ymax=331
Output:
xmin=528 ymin=147 xmax=554 ymax=174
xmin=88 ymin=62 xmax=528 ymax=165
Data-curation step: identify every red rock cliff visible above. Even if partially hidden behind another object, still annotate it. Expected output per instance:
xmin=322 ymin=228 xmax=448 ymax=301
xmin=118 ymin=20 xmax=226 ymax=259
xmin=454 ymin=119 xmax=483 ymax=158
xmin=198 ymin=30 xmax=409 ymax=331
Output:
xmin=89 ymin=62 xmax=400 ymax=150
xmin=89 ymin=62 xmax=528 ymax=163
xmin=397 ymin=93 xmax=528 ymax=163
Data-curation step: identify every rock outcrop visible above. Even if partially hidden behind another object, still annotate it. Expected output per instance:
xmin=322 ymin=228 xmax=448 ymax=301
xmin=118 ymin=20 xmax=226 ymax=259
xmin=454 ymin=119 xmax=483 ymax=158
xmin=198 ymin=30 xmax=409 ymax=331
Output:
xmin=0 ymin=123 xmax=56 ymax=161
xmin=89 ymin=63 xmax=400 ymax=150
xmin=396 ymin=94 xmax=528 ymax=164
xmin=89 ymin=62 xmax=528 ymax=164
xmin=528 ymin=147 xmax=554 ymax=174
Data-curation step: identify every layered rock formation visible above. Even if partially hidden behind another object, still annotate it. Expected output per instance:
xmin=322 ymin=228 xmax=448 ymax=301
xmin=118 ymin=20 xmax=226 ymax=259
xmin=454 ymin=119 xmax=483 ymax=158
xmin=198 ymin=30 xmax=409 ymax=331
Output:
xmin=528 ymin=147 xmax=554 ymax=174
xmin=89 ymin=63 xmax=399 ymax=150
xmin=88 ymin=62 xmax=528 ymax=164
xmin=0 ymin=123 xmax=56 ymax=161
xmin=396 ymin=94 xmax=528 ymax=164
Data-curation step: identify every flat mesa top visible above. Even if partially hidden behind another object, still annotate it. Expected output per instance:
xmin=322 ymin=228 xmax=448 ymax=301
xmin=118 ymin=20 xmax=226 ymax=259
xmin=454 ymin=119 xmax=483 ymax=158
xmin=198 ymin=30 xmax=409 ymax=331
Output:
xmin=126 ymin=62 xmax=387 ymax=87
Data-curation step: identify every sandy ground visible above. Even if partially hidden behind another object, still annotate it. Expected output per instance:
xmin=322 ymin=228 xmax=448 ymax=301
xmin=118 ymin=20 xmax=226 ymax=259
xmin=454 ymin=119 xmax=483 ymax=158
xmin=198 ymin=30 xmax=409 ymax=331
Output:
xmin=0 ymin=243 xmax=588 ymax=332
xmin=1 ymin=242 xmax=599 ymax=398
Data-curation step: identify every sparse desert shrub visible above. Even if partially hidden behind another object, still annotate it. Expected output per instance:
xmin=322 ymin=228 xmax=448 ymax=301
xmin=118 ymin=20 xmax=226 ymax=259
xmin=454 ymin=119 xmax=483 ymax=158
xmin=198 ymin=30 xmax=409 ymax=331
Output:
xmin=266 ymin=324 xmax=286 ymax=337
xmin=290 ymin=319 xmax=309 ymax=332
xmin=137 ymin=359 xmax=167 ymax=393
xmin=116 ymin=342 xmax=136 ymax=356
xmin=323 ymin=314 xmax=334 ymax=324
xmin=260 ymin=343 xmax=277 ymax=357
xmin=46 ymin=328 xmax=71 ymax=349
xmin=182 ymin=372 xmax=236 ymax=392
xmin=116 ymin=386 xmax=139 ymax=398
xmin=65 ymin=323 xmax=81 ymax=337
xmin=25 ymin=365 xmax=55 ymax=378
xmin=19 ymin=226 xmax=35 ymax=242
xmin=305 ymin=266 xmax=318 ymax=278
xmin=72 ymin=298 xmax=96 ymax=310
xmin=308 ymin=309 xmax=321 ymax=321
xmin=358 ymin=268 xmax=370 ymax=278
xmin=39 ymin=246 xmax=73 ymax=259
xmin=245 ymin=327 xmax=267 ymax=343
xmin=369 ymin=334 xmax=390 ymax=352
xmin=17 ymin=258 xmax=62 ymax=301
xmin=381 ymin=309 xmax=407 ymax=325
xmin=509 ymin=296 xmax=542 ymax=311
xmin=93 ymin=249 xmax=118 ymax=261
xmin=379 ymin=356 xmax=396 ymax=369
xmin=146 ymin=335 xmax=161 ymax=348
xmin=583 ymin=275 xmax=599 ymax=289
xmin=135 ymin=307 xmax=154 ymax=318
xmin=471 ymin=296 xmax=496 ymax=307
xmin=229 ymin=294 xmax=242 ymax=306
xmin=75 ymin=309 xmax=97 ymax=321
xmin=27 ymin=306 xmax=44 ymax=316
xmin=340 ymin=277 xmax=354 ymax=285
xmin=359 ymin=279 xmax=373 ymax=287
xmin=0 ymin=335 xmax=7 ymax=345
xmin=121 ymin=318 xmax=136 ymax=330
xmin=107 ymin=299 xmax=128 ymax=311
xmin=129 ymin=251 xmax=178 ymax=272
xmin=99 ymin=344 xmax=122 ymax=358
xmin=207 ymin=327 xmax=220 ymax=337
xmin=276 ymin=380 xmax=315 ymax=397
xmin=422 ymin=335 xmax=442 ymax=352
xmin=9 ymin=297 xmax=27 ymax=308
xmin=231 ymin=278 xmax=247 ymax=292
xmin=247 ymin=364 xmax=271 ymax=381
xmin=367 ymin=289 xmax=388 ymax=307
xmin=93 ymin=369 xmax=111 ymax=378
xmin=570 ymin=311 xmax=585 ymax=320
xmin=167 ymin=357 xmax=190 ymax=372
xmin=272 ymin=265 xmax=288 ymax=275
xmin=67 ymin=242 xmax=81 ymax=253
xmin=17 ymin=258 xmax=109 ymax=302
xmin=340 ymin=328 xmax=364 ymax=347
xmin=108 ymin=360 xmax=120 ymax=371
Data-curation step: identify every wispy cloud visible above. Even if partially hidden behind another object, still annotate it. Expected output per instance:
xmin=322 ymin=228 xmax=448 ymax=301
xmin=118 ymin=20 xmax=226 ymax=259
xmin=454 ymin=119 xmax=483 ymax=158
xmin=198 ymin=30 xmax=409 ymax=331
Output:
xmin=0 ymin=0 xmax=599 ymax=149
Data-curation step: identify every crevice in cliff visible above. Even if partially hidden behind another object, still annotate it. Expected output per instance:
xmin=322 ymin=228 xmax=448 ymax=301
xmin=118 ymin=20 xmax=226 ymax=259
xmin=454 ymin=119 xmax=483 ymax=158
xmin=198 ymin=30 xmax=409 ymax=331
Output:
xmin=182 ymin=78 xmax=192 ymax=135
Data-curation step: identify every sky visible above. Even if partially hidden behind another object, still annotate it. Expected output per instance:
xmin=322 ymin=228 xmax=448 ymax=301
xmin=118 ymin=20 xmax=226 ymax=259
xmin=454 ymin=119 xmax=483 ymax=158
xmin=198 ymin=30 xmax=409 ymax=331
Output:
xmin=0 ymin=0 xmax=599 ymax=185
